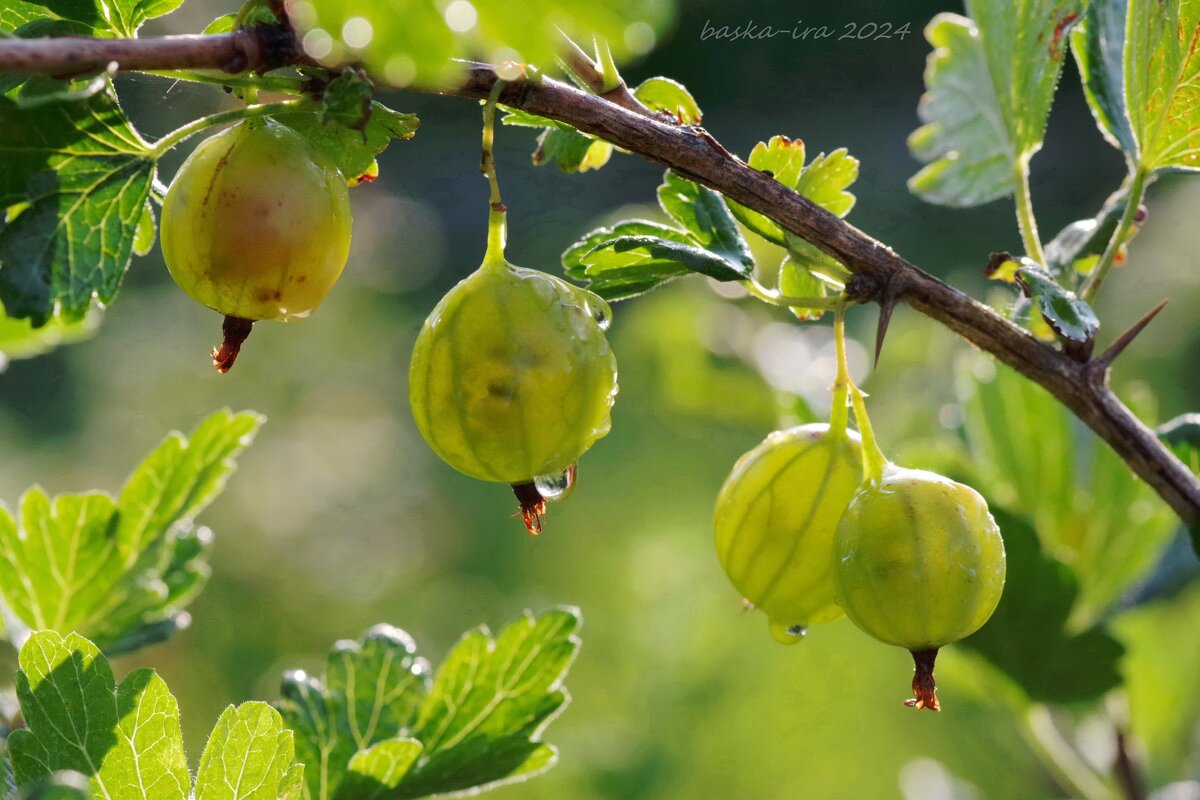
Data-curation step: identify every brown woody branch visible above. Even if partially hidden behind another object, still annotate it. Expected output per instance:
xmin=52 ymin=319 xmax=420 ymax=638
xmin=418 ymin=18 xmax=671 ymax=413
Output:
xmin=1 ymin=35 xmax=1198 ymax=529
xmin=0 ymin=26 xmax=300 ymax=75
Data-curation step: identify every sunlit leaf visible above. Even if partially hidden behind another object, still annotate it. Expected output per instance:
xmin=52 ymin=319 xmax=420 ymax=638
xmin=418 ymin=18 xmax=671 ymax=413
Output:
xmin=195 ymin=704 xmax=297 ymax=800
xmin=0 ymin=1 xmax=106 ymax=35
xmin=8 ymin=631 xmax=191 ymax=797
xmin=274 ymin=102 xmax=419 ymax=183
xmin=281 ymin=610 xmax=579 ymax=800
xmin=280 ymin=624 xmax=428 ymax=800
xmin=301 ymin=0 xmax=670 ymax=89
xmin=908 ymin=2 xmax=1083 ymax=206
xmin=0 ymin=88 xmax=153 ymax=324
xmin=533 ymin=127 xmax=612 ymax=173
xmin=561 ymin=219 xmax=693 ymax=279
xmin=0 ymin=303 xmax=100 ymax=366
xmin=0 ymin=410 xmax=261 ymax=654
xmin=778 ymin=254 xmax=835 ymax=321
xmin=396 ymin=609 xmax=579 ymax=798
xmin=657 ymin=172 xmax=752 ymax=269
xmin=574 ymin=235 xmax=750 ymax=300
xmin=632 ymin=77 xmax=701 ymax=123
xmin=1125 ymin=0 xmax=1200 ymax=171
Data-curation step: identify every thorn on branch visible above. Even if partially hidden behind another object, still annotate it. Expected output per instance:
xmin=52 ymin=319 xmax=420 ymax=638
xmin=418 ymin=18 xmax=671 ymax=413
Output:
xmin=1092 ymin=299 xmax=1168 ymax=372
xmin=844 ymin=271 xmax=908 ymax=366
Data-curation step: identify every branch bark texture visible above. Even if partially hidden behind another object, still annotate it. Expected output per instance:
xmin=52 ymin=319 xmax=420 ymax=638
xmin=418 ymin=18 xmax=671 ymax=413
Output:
xmin=1 ymin=35 xmax=1197 ymax=529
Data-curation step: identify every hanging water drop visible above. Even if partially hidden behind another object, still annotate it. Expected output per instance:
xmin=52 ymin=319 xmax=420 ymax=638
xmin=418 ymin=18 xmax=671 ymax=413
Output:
xmin=534 ymin=464 xmax=577 ymax=502
xmin=769 ymin=620 xmax=808 ymax=645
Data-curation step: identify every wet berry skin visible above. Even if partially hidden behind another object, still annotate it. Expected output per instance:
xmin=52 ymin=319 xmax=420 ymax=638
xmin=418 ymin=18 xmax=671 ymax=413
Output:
xmin=714 ymin=423 xmax=863 ymax=641
xmin=833 ymin=465 xmax=1007 ymax=651
xmin=408 ymin=262 xmax=618 ymax=485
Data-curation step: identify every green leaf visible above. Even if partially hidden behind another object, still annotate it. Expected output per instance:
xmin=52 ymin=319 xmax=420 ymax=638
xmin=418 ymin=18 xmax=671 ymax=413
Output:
xmin=908 ymin=3 xmax=1084 ymax=206
xmin=338 ymin=740 xmax=423 ymax=800
xmin=656 ymin=172 xmax=752 ymax=269
xmin=1043 ymin=188 xmax=1127 ymax=275
xmin=201 ymin=13 xmax=235 ymax=34
xmin=394 ymin=609 xmax=580 ymax=798
xmin=19 ymin=772 xmax=91 ymax=800
xmin=0 ymin=304 xmax=100 ymax=366
xmin=281 ymin=610 xmax=579 ymax=800
xmin=0 ymin=88 xmax=154 ymax=324
xmin=502 ymin=108 xmax=614 ymax=174
xmin=9 ymin=631 xmax=303 ymax=800
xmin=279 ymin=624 xmax=428 ymax=800
xmin=301 ymin=0 xmax=667 ymax=89
xmin=0 ymin=1 xmax=105 ymax=35
xmin=108 ymin=0 xmax=187 ymax=36
xmin=1159 ymin=414 xmax=1200 ymax=476
xmin=499 ymin=108 xmax=564 ymax=129
xmin=8 ymin=630 xmax=191 ymax=797
xmin=1070 ymin=0 xmax=1138 ymax=157
xmin=1125 ymin=0 xmax=1200 ymax=172
xmin=14 ymin=71 xmax=115 ymax=108
xmin=1114 ymin=583 xmax=1200 ymax=782
xmin=778 ymin=255 xmax=834 ymax=322
xmin=132 ymin=200 xmax=155 ymax=257
xmin=1013 ymin=265 xmax=1099 ymax=344
xmin=958 ymin=357 xmax=1177 ymax=622
xmin=574 ymin=235 xmax=751 ymax=301
xmin=274 ymin=102 xmax=419 ymax=183
xmin=795 ymin=148 xmax=859 ymax=218
xmin=959 ymin=510 xmax=1125 ymax=704
xmin=1073 ymin=0 xmax=1200 ymax=172
xmin=727 ymin=136 xmax=806 ymax=245
xmin=632 ymin=77 xmax=701 ymax=124
xmin=727 ymin=138 xmax=858 ymax=247
xmin=195 ymin=704 xmax=297 ymax=800
xmin=319 ymin=70 xmax=373 ymax=131
xmin=561 ymin=219 xmax=693 ymax=279
xmin=0 ymin=410 xmax=262 ymax=653
xmin=532 ymin=127 xmax=612 ymax=173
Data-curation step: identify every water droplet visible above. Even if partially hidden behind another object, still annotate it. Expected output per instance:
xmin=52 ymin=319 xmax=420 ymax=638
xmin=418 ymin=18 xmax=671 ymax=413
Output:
xmin=534 ymin=464 xmax=577 ymax=502
xmin=571 ymin=287 xmax=612 ymax=331
xmin=769 ymin=620 xmax=807 ymax=645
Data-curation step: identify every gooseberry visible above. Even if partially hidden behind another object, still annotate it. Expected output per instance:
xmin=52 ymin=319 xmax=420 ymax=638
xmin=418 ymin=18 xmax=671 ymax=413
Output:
xmin=713 ymin=423 xmax=863 ymax=642
xmin=160 ymin=119 xmax=352 ymax=372
xmin=408 ymin=256 xmax=618 ymax=533
xmin=833 ymin=463 xmax=1006 ymax=710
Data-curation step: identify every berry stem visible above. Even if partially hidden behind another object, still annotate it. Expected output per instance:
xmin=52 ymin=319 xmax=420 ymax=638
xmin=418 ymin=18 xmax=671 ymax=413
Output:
xmin=904 ymin=648 xmax=941 ymax=712
xmin=480 ymin=79 xmax=508 ymax=270
xmin=828 ymin=301 xmax=850 ymax=437
xmin=150 ymin=99 xmax=311 ymax=159
xmin=212 ymin=315 xmax=254 ymax=374
xmin=848 ymin=380 xmax=888 ymax=483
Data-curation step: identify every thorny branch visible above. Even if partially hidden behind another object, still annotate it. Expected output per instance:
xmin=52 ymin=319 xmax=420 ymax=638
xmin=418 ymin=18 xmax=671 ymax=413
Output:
xmin=1 ymin=32 xmax=1197 ymax=531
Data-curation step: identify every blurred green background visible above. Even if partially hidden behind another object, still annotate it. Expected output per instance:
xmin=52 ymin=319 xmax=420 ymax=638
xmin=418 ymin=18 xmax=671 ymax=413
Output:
xmin=2 ymin=1 xmax=1199 ymax=797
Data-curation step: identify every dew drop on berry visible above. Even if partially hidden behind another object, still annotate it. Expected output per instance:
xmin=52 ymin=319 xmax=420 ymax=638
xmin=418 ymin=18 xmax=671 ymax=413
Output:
xmin=768 ymin=621 xmax=808 ymax=645
xmin=534 ymin=464 xmax=577 ymax=502
xmin=578 ymin=291 xmax=612 ymax=331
